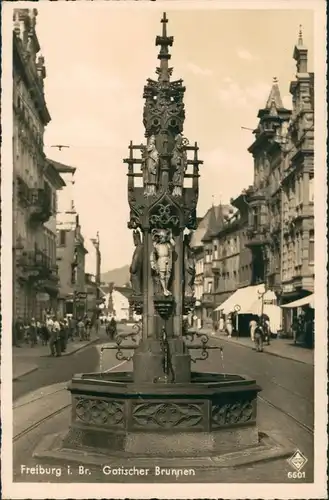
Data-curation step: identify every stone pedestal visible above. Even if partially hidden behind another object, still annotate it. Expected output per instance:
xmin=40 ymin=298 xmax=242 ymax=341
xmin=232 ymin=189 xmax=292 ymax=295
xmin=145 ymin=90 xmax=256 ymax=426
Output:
xmin=56 ymin=371 xmax=262 ymax=457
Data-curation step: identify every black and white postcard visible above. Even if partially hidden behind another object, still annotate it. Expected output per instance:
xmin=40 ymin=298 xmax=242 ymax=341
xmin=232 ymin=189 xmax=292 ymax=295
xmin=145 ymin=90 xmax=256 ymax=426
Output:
xmin=1 ymin=0 xmax=327 ymax=498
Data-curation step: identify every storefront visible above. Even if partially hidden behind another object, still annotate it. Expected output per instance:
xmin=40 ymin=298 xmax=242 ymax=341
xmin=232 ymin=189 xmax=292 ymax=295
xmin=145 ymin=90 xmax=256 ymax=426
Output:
xmin=214 ymin=284 xmax=282 ymax=336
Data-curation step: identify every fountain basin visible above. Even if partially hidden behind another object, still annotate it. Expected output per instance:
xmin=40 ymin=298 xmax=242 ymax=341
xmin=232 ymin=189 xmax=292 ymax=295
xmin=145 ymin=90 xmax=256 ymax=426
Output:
xmin=62 ymin=371 xmax=261 ymax=456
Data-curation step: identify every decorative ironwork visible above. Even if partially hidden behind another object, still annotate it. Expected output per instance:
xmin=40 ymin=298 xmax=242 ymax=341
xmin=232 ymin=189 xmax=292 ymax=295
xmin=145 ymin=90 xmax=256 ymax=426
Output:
xmin=100 ymin=326 xmax=140 ymax=366
xmin=212 ymin=401 xmax=254 ymax=427
xmin=183 ymin=330 xmax=223 ymax=363
xmin=132 ymin=402 xmax=203 ymax=428
xmin=75 ymin=398 xmax=124 ymax=427
xmin=149 ymin=203 xmax=179 ymax=228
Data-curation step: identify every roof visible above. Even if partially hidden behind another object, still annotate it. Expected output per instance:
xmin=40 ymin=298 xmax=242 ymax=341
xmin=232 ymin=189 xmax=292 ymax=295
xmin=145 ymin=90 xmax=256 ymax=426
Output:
xmin=191 ymin=204 xmax=234 ymax=243
xmin=47 ymin=158 xmax=76 ymax=174
xmin=44 ymin=161 xmax=66 ymax=189
xmin=265 ymin=79 xmax=284 ymax=109
xmin=113 ymin=286 xmax=133 ymax=299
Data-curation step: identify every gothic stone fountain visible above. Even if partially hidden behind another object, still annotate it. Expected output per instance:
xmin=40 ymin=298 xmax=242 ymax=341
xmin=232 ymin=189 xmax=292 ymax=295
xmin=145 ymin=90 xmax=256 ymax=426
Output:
xmin=34 ymin=13 xmax=291 ymax=468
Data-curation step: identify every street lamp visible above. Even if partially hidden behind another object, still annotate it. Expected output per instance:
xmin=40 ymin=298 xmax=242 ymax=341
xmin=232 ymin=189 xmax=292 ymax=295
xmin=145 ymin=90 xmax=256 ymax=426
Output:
xmin=91 ymin=232 xmax=101 ymax=320
xmin=257 ymin=287 xmax=266 ymax=318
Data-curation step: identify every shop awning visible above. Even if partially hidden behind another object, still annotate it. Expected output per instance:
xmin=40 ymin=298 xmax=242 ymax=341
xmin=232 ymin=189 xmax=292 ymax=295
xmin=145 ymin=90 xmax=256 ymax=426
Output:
xmin=214 ymin=284 xmax=266 ymax=314
xmin=280 ymin=293 xmax=314 ymax=309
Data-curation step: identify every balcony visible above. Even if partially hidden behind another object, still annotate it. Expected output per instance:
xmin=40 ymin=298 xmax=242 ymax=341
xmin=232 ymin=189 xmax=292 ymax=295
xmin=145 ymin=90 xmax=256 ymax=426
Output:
xmin=245 ymin=224 xmax=270 ymax=248
xmin=16 ymin=175 xmax=31 ymax=207
xmin=29 ymin=188 xmax=52 ymax=224
xmin=17 ymin=249 xmax=57 ymax=282
xmin=201 ymin=293 xmax=215 ymax=306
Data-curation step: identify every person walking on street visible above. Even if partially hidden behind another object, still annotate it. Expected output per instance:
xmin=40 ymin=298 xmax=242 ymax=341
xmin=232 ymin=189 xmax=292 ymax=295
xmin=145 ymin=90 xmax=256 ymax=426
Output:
xmin=49 ymin=316 xmax=61 ymax=356
xmin=77 ymin=318 xmax=85 ymax=341
xmin=40 ymin=320 xmax=50 ymax=345
xmin=59 ymin=318 xmax=68 ymax=353
xmin=84 ymin=315 xmax=92 ymax=341
xmin=29 ymin=318 xmax=38 ymax=347
xmin=249 ymin=316 xmax=257 ymax=343
xmin=260 ymin=315 xmax=271 ymax=346
xmin=13 ymin=317 xmax=24 ymax=347
xmin=254 ymin=318 xmax=264 ymax=353
xmin=226 ymin=313 xmax=233 ymax=338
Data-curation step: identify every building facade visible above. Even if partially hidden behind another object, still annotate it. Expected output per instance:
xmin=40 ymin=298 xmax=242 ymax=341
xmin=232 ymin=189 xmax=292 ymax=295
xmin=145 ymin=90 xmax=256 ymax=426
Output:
xmin=56 ymin=215 xmax=88 ymax=317
xmin=212 ymin=203 xmax=252 ymax=310
xmin=13 ymin=9 xmax=64 ymax=322
xmin=242 ymin=30 xmax=314 ymax=335
xmin=280 ymin=31 xmax=314 ymax=331
xmin=244 ymin=78 xmax=291 ymax=291
xmin=190 ymin=206 xmax=229 ymax=327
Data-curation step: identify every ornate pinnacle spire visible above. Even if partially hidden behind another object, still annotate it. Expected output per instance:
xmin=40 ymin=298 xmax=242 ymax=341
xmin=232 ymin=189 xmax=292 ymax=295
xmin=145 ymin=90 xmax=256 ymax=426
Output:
xmin=265 ymin=77 xmax=283 ymax=109
xmin=155 ymin=12 xmax=174 ymax=82
xmin=298 ymin=24 xmax=304 ymax=46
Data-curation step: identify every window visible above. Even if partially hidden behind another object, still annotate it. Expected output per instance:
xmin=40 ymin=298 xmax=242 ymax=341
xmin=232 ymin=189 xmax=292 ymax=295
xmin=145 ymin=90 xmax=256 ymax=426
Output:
xmin=309 ymin=175 xmax=314 ymax=203
xmin=59 ymin=230 xmax=66 ymax=246
xmin=252 ymin=207 xmax=259 ymax=229
xmin=207 ymin=282 xmax=213 ymax=293
xmin=309 ymin=230 xmax=314 ymax=263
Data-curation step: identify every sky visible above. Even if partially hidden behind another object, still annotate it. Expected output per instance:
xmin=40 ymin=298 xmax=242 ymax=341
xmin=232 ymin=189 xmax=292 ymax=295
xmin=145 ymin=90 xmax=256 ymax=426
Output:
xmin=27 ymin=3 xmax=314 ymax=274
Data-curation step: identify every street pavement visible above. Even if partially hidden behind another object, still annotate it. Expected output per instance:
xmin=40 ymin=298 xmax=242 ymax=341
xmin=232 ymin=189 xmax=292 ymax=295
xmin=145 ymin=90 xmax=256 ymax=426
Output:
xmin=12 ymin=325 xmax=314 ymax=483
xmin=13 ymin=327 xmax=106 ymax=400
xmin=210 ymin=330 xmax=314 ymax=365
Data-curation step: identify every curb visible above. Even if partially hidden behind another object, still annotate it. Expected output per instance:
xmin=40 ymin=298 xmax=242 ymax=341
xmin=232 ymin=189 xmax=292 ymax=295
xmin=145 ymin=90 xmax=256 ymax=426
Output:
xmin=13 ymin=365 xmax=39 ymax=381
xmin=212 ymin=334 xmax=313 ymax=366
xmin=40 ymin=337 xmax=100 ymax=358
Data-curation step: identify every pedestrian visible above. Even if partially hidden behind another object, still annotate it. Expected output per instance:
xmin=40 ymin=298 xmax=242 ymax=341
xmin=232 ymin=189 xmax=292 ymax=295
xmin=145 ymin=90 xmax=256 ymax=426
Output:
xmin=261 ymin=315 xmax=271 ymax=346
xmin=213 ymin=320 xmax=219 ymax=336
xmin=67 ymin=316 xmax=74 ymax=342
xmin=13 ymin=317 xmax=24 ymax=347
xmin=226 ymin=313 xmax=233 ymax=338
xmin=77 ymin=318 xmax=85 ymax=341
xmin=254 ymin=318 xmax=264 ymax=353
xmin=59 ymin=318 xmax=68 ymax=353
xmin=29 ymin=318 xmax=38 ymax=347
xmin=49 ymin=316 xmax=61 ymax=356
xmin=23 ymin=321 xmax=30 ymax=344
xmin=249 ymin=316 xmax=257 ymax=343
xmin=40 ymin=320 xmax=50 ymax=345
xmin=84 ymin=315 xmax=92 ymax=341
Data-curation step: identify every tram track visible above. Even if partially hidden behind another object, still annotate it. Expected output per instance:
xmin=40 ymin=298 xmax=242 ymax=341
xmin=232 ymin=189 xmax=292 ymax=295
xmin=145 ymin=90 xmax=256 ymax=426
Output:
xmin=13 ymin=402 xmax=71 ymax=442
xmin=258 ymin=395 xmax=314 ymax=435
xmin=13 ymin=345 xmax=313 ymax=445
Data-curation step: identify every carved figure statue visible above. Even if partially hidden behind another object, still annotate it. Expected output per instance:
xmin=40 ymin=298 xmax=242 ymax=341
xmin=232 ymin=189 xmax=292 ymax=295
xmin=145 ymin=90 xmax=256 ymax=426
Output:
xmin=171 ymin=133 xmax=188 ymax=197
xmin=141 ymin=135 xmax=159 ymax=196
xmin=183 ymin=233 xmax=196 ymax=297
xmin=129 ymin=230 xmax=143 ymax=295
xmin=150 ymin=229 xmax=175 ymax=296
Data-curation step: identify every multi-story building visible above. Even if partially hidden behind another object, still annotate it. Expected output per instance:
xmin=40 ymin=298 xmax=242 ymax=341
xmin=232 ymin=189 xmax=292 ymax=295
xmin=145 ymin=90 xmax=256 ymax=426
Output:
xmin=212 ymin=202 xmax=252 ymax=309
xmin=230 ymin=192 xmax=253 ymax=289
xmin=244 ymin=78 xmax=291 ymax=290
xmin=280 ymin=30 xmax=314 ymax=332
xmin=13 ymin=8 xmax=65 ymax=321
xmin=190 ymin=205 xmax=232 ymax=326
xmin=205 ymin=205 xmax=236 ymax=305
xmin=56 ymin=215 xmax=88 ymax=317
